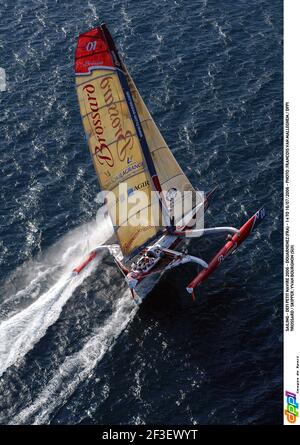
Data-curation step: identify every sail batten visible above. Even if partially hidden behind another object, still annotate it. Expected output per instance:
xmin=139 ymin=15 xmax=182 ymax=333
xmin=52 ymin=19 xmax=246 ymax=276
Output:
xmin=81 ymin=99 xmax=127 ymax=118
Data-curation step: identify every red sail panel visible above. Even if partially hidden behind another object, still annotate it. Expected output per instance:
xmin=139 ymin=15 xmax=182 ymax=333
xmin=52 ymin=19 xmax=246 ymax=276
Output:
xmin=75 ymin=27 xmax=114 ymax=74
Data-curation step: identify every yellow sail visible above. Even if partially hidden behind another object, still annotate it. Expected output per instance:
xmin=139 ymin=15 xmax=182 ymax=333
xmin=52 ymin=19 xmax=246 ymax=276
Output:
xmin=126 ymin=73 xmax=195 ymax=198
xmin=75 ymin=27 xmax=161 ymax=257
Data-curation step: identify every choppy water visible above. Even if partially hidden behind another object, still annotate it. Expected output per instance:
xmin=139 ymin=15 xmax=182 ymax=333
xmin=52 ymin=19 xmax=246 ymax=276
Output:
xmin=0 ymin=0 xmax=282 ymax=425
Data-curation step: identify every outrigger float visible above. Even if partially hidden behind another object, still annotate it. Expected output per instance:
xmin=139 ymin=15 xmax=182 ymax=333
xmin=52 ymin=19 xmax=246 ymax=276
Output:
xmin=73 ymin=24 xmax=265 ymax=302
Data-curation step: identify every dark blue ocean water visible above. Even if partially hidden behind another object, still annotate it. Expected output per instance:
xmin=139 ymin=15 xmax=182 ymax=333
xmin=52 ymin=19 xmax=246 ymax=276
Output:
xmin=0 ymin=0 xmax=282 ymax=425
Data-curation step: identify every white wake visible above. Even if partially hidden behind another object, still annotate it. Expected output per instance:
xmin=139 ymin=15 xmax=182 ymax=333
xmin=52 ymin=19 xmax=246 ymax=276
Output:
xmin=0 ymin=213 xmax=114 ymax=378
xmin=11 ymin=294 xmax=138 ymax=425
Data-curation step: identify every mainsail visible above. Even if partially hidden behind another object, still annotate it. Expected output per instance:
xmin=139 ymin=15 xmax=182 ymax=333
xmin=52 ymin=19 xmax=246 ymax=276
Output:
xmin=75 ymin=24 xmax=194 ymax=257
xmin=126 ymin=77 xmax=195 ymax=196
xmin=101 ymin=24 xmax=195 ymax=208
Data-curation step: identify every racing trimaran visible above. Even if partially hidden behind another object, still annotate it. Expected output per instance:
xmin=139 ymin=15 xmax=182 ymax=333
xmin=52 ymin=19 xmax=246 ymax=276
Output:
xmin=73 ymin=24 xmax=265 ymax=301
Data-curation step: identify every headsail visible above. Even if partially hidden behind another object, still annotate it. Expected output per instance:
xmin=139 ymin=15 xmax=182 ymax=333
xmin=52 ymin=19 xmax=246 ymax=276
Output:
xmin=75 ymin=25 xmax=164 ymax=257
xmin=127 ymin=77 xmax=195 ymax=198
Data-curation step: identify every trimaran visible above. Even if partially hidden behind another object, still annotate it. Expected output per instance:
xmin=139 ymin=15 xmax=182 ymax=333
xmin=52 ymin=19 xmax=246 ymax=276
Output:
xmin=73 ymin=24 xmax=265 ymax=301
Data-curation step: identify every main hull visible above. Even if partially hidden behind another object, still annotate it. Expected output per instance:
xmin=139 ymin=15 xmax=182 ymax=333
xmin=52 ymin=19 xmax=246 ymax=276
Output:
xmin=116 ymin=232 xmax=182 ymax=301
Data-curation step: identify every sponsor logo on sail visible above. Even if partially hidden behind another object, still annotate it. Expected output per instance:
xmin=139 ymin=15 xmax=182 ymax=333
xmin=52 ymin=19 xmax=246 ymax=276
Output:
xmin=83 ymin=83 xmax=114 ymax=167
xmin=123 ymin=226 xmax=154 ymax=254
xmin=109 ymin=161 xmax=144 ymax=186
